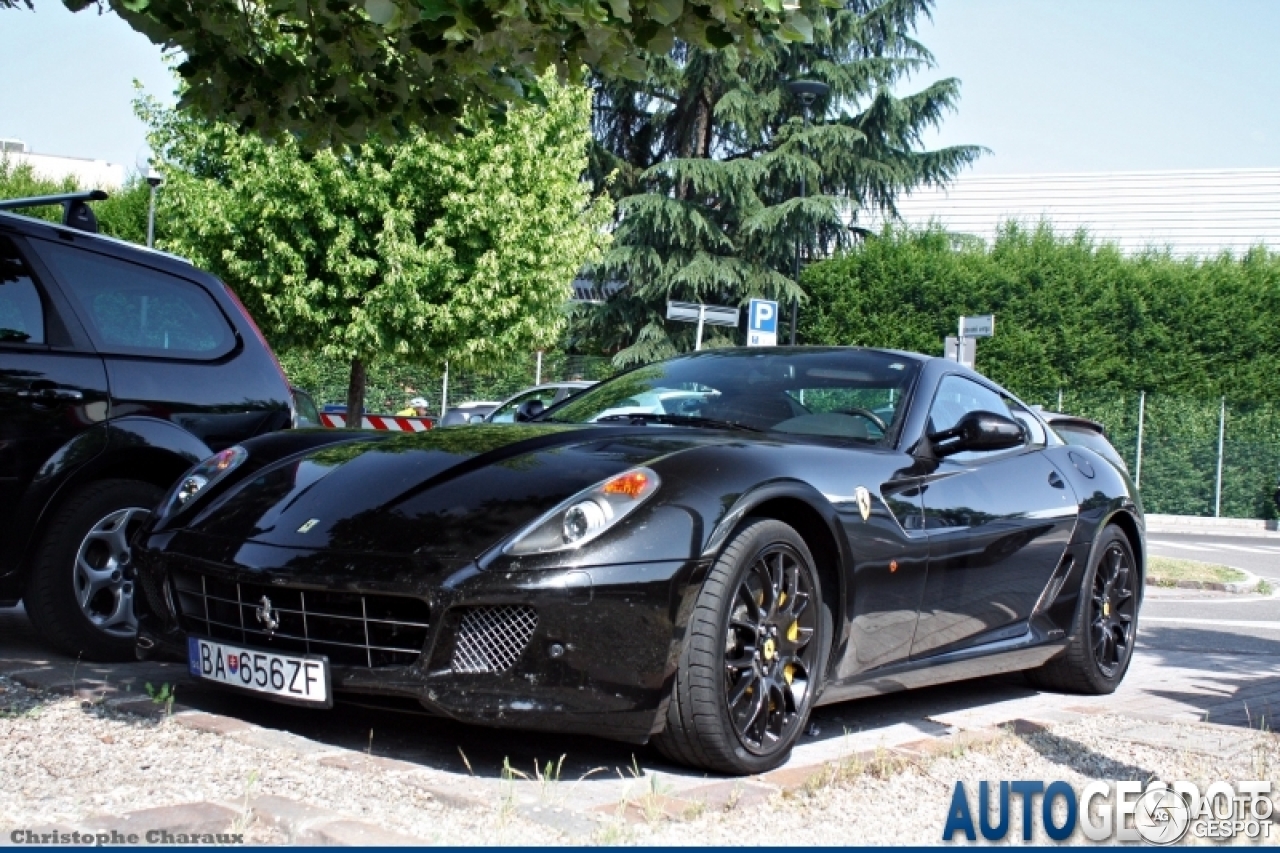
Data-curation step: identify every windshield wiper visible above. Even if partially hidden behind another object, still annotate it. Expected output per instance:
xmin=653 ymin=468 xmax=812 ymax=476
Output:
xmin=594 ymin=413 xmax=764 ymax=433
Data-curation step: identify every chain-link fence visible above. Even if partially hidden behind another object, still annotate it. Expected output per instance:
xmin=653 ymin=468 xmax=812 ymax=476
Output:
xmin=1020 ymin=389 xmax=1280 ymax=520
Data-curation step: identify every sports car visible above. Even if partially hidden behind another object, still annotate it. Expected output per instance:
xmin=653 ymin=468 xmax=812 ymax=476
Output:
xmin=132 ymin=347 xmax=1144 ymax=775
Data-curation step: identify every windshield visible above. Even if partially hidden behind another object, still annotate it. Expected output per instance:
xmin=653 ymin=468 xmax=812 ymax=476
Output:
xmin=544 ymin=349 xmax=921 ymax=446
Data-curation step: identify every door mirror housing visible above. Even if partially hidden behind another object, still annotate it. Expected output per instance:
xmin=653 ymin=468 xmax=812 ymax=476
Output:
xmin=514 ymin=399 xmax=545 ymax=422
xmin=928 ymin=411 xmax=1026 ymax=457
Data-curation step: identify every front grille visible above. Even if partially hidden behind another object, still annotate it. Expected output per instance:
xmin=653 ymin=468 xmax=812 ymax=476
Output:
xmin=171 ymin=569 xmax=430 ymax=667
xmin=451 ymin=606 xmax=538 ymax=673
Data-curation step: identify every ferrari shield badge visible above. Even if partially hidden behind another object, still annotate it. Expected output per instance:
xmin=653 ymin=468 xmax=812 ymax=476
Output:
xmin=854 ymin=486 xmax=872 ymax=522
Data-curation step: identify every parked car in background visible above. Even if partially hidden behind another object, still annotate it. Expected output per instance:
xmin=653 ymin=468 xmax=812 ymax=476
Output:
xmin=1039 ymin=410 xmax=1130 ymax=474
xmin=291 ymin=387 xmax=321 ymax=428
xmin=0 ymin=191 xmax=296 ymax=660
xmin=484 ymin=381 xmax=595 ymax=422
xmin=439 ymin=401 xmax=501 ymax=426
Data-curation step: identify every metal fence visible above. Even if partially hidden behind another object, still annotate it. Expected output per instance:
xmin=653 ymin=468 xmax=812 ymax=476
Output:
xmin=1020 ymin=389 xmax=1280 ymax=521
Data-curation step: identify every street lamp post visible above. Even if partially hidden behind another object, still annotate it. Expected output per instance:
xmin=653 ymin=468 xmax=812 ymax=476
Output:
xmin=146 ymin=168 xmax=164 ymax=248
xmin=784 ymin=79 xmax=830 ymax=345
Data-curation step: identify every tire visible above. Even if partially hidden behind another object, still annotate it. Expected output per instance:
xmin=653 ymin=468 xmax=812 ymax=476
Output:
xmin=1026 ymin=525 xmax=1139 ymax=694
xmin=653 ymin=518 xmax=830 ymax=775
xmin=24 ymin=479 xmax=163 ymax=661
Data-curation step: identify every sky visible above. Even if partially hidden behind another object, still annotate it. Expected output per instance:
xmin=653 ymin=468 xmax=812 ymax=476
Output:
xmin=1 ymin=1 xmax=1278 ymax=176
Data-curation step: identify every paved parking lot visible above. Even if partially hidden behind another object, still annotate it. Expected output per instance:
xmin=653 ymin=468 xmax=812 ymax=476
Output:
xmin=2 ymin=580 xmax=1278 ymax=817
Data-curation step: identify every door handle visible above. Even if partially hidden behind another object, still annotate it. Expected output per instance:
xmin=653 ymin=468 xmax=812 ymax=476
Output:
xmin=1048 ymin=471 xmax=1065 ymax=489
xmin=18 ymin=386 xmax=84 ymax=402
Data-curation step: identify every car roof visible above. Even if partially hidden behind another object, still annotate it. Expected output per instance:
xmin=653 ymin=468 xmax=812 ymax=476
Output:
xmin=0 ymin=209 xmax=194 ymax=266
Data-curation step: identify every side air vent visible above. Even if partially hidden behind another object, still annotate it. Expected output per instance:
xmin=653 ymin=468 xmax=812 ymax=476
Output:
xmin=1033 ymin=554 xmax=1076 ymax=615
xmin=451 ymin=606 xmax=538 ymax=673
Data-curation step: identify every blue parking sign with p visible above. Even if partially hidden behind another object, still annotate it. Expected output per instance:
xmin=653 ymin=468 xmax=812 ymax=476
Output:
xmin=748 ymin=298 xmax=778 ymax=346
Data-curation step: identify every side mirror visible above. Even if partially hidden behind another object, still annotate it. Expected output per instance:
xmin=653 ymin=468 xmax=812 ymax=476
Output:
xmin=514 ymin=399 xmax=545 ymax=422
xmin=928 ymin=411 xmax=1025 ymax=457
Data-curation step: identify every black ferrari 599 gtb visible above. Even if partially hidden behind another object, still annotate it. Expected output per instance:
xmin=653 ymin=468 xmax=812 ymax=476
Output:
xmin=132 ymin=347 xmax=1143 ymax=775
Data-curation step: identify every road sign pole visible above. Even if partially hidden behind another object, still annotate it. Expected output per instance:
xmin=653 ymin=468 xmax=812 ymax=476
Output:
xmin=695 ymin=305 xmax=706 ymax=351
xmin=535 ymin=350 xmax=542 ymax=385
xmin=440 ymin=361 xmax=449 ymax=418
xmin=1214 ymin=396 xmax=1226 ymax=518
xmin=1134 ymin=391 xmax=1145 ymax=488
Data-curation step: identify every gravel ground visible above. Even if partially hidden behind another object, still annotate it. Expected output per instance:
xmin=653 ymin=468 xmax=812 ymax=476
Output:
xmin=636 ymin=717 xmax=1280 ymax=846
xmin=0 ymin=677 xmax=563 ymax=845
xmin=4 ymin=672 xmax=1278 ymax=846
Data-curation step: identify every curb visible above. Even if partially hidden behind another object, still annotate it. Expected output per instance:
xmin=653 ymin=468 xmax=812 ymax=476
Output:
xmin=1145 ymin=566 xmax=1269 ymax=595
xmin=1145 ymin=513 xmax=1280 ymax=539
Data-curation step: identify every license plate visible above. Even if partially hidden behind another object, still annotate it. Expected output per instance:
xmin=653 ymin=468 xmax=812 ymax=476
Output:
xmin=188 ymin=637 xmax=331 ymax=707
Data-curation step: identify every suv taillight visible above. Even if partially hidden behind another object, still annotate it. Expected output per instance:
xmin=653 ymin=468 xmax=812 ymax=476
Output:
xmin=223 ymin=282 xmax=292 ymax=396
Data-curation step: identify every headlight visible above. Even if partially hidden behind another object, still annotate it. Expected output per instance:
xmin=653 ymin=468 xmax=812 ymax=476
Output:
xmin=504 ymin=467 xmax=660 ymax=556
xmin=157 ymin=445 xmax=248 ymax=519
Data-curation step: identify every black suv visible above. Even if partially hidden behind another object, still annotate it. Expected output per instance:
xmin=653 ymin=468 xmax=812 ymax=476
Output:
xmin=0 ymin=192 xmax=293 ymax=660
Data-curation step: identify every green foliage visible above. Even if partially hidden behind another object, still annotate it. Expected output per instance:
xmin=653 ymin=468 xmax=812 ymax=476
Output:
xmin=803 ymin=223 xmax=1280 ymax=401
xmin=804 ymin=224 xmax=1280 ymax=518
xmin=0 ymin=158 xmax=152 ymax=245
xmin=141 ymin=71 xmax=612 ymax=415
xmin=574 ymin=0 xmax=982 ymax=365
xmin=58 ymin=0 xmax=833 ymax=147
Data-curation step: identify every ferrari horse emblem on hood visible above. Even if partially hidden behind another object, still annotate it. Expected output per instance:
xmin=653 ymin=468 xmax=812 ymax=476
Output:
xmin=854 ymin=486 xmax=872 ymax=521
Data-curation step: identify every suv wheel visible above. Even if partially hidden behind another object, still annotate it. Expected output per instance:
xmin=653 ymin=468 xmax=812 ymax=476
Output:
xmin=25 ymin=480 xmax=162 ymax=661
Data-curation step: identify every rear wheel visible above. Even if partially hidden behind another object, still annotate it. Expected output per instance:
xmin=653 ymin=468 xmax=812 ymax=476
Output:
xmin=24 ymin=479 xmax=162 ymax=661
xmin=653 ymin=518 xmax=829 ymax=775
xmin=1027 ymin=525 xmax=1138 ymax=694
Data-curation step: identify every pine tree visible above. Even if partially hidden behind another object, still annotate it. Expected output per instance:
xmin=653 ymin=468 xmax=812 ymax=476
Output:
xmin=574 ymin=0 xmax=983 ymax=365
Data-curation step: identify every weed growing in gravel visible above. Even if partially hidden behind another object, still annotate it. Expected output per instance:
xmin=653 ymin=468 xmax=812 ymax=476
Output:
xmin=496 ymin=756 xmax=528 ymax=833
xmin=534 ymin=754 xmax=565 ymax=804
xmin=1258 ymin=580 xmax=1275 ymax=596
xmin=143 ymin=683 xmax=176 ymax=716
xmin=230 ymin=770 xmax=260 ymax=836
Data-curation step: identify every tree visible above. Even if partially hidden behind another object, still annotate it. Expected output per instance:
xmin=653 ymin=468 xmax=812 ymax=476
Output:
xmin=0 ymin=158 xmax=152 ymax=244
xmin=573 ymin=0 xmax=982 ymax=365
xmin=140 ymin=70 xmax=612 ymax=418
xmin=41 ymin=0 xmax=832 ymax=147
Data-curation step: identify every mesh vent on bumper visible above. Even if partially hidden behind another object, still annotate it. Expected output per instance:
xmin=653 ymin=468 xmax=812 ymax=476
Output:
xmin=451 ymin=606 xmax=538 ymax=673
xmin=170 ymin=569 xmax=430 ymax=668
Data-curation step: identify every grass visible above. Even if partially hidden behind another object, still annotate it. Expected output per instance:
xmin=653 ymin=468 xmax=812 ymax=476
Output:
xmin=1146 ymin=556 xmax=1248 ymax=587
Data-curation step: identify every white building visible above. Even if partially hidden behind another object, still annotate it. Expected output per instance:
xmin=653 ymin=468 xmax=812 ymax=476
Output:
xmin=1 ymin=139 xmax=126 ymax=190
xmin=863 ymin=168 xmax=1280 ymax=256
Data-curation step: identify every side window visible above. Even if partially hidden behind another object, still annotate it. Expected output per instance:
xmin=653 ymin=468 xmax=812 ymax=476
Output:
xmin=928 ymin=375 xmax=1013 ymax=434
xmin=0 ymin=237 xmax=46 ymax=345
xmin=33 ymin=240 xmax=234 ymax=358
xmin=490 ymin=388 xmax=558 ymax=423
xmin=928 ymin=375 xmax=1026 ymax=460
xmin=1006 ymin=398 xmax=1046 ymax=446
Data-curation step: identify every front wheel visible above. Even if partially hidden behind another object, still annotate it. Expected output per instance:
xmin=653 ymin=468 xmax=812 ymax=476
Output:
xmin=653 ymin=518 xmax=829 ymax=775
xmin=24 ymin=479 xmax=162 ymax=661
xmin=1027 ymin=525 xmax=1139 ymax=694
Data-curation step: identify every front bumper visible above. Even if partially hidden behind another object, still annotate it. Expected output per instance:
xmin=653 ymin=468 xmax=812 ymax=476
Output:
xmin=133 ymin=532 xmax=702 ymax=744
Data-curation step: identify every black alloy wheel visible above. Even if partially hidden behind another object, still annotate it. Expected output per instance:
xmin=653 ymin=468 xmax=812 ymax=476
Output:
xmin=653 ymin=518 xmax=829 ymax=775
xmin=1090 ymin=540 xmax=1136 ymax=677
xmin=1026 ymin=524 xmax=1139 ymax=694
xmin=725 ymin=542 xmax=819 ymax=754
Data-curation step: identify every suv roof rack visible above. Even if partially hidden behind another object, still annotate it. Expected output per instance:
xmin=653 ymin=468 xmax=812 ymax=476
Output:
xmin=0 ymin=190 xmax=108 ymax=234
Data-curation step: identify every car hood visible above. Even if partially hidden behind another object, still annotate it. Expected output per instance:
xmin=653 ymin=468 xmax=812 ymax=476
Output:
xmin=184 ymin=424 xmax=721 ymax=564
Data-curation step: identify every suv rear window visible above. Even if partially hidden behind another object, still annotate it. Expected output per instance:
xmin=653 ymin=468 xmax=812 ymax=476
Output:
xmin=0 ymin=237 xmax=45 ymax=345
xmin=33 ymin=240 xmax=234 ymax=358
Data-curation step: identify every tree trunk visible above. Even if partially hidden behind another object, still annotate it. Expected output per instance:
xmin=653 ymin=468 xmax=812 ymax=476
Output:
xmin=345 ymin=356 xmax=367 ymax=429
